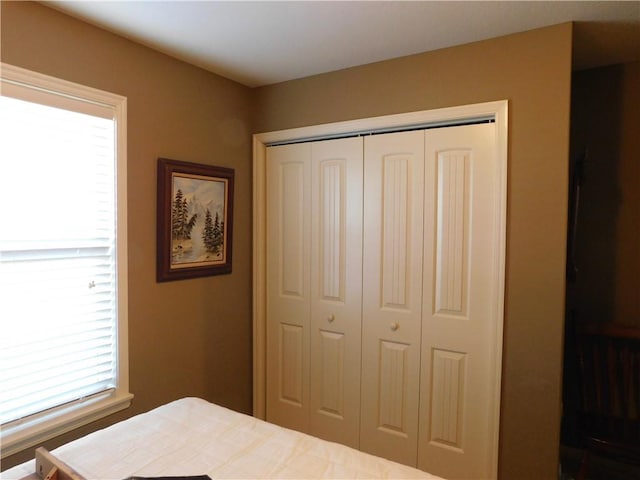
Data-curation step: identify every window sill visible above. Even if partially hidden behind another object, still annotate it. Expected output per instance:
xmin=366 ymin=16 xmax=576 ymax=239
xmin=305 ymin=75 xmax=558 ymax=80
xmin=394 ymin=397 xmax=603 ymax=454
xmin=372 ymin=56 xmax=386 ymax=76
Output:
xmin=1 ymin=391 xmax=133 ymax=459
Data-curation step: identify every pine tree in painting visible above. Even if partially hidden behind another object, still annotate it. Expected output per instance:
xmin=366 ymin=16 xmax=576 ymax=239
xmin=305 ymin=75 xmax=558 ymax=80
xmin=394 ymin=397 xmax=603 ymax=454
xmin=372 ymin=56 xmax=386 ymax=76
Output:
xmin=202 ymin=209 xmax=216 ymax=252
xmin=202 ymin=210 xmax=225 ymax=255
xmin=172 ymin=189 xmax=184 ymax=240
xmin=171 ymin=188 xmax=197 ymax=241
xmin=213 ymin=211 xmax=224 ymax=254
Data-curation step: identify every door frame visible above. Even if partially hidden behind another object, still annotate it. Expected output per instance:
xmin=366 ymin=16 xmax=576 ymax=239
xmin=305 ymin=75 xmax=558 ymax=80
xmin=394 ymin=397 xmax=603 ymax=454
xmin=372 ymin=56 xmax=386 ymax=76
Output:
xmin=252 ymin=101 xmax=508 ymax=460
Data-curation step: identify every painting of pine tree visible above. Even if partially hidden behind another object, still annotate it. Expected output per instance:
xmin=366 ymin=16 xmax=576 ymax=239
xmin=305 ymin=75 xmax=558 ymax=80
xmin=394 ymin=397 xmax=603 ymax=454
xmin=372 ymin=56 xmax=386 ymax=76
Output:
xmin=170 ymin=173 xmax=227 ymax=265
xmin=157 ymin=158 xmax=233 ymax=282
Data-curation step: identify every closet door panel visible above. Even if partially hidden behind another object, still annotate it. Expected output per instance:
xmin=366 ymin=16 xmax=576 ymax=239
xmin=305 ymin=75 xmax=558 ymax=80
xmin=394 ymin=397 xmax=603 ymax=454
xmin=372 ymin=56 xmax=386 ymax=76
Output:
xmin=361 ymin=131 xmax=425 ymax=466
xmin=309 ymin=137 xmax=363 ymax=448
xmin=419 ymin=123 xmax=498 ymax=479
xmin=279 ymin=323 xmax=305 ymax=404
xmin=266 ymin=143 xmax=311 ymax=433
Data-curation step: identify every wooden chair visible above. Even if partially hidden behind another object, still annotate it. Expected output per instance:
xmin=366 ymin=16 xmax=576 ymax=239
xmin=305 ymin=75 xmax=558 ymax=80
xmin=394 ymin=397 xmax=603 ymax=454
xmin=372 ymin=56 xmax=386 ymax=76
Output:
xmin=574 ymin=323 xmax=640 ymax=480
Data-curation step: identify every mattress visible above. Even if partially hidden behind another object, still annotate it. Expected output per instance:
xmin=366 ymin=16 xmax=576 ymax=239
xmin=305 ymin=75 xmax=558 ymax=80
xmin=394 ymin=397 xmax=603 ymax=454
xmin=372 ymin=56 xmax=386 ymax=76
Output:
xmin=2 ymin=397 xmax=441 ymax=479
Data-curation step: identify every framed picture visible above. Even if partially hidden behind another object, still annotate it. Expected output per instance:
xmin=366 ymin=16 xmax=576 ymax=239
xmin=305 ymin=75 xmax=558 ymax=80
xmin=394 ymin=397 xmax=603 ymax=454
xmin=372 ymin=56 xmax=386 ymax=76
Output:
xmin=157 ymin=158 xmax=234 ymax=282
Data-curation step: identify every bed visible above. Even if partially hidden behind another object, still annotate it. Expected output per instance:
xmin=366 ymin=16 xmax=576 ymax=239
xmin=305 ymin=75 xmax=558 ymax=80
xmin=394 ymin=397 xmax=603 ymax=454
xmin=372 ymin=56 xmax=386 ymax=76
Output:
xmin=2 ymin=397 xmax=442 ymax=479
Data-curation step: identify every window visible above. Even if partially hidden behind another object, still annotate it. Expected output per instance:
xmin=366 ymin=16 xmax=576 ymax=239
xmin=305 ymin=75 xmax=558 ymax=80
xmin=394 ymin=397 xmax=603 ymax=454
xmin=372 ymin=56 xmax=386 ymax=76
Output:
xmin=0 ymin=64 xmax=132 ymax=458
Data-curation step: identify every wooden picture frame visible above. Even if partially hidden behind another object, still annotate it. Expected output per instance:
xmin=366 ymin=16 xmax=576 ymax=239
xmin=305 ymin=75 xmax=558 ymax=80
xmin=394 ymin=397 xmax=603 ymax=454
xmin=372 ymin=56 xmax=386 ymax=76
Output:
xmin=157 ymin=158 xmax=234 ymax=282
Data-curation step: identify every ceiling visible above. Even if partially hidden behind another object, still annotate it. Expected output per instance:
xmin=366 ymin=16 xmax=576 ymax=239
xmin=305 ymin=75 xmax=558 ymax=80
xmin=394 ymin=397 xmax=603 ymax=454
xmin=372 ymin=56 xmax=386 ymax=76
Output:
xmin=47 ymin=1 xmax=640 ymax=88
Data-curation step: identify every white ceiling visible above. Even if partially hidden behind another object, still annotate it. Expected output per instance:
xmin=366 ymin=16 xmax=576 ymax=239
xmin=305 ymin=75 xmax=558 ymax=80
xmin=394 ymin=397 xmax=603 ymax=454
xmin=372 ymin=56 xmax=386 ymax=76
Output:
xmin=47 ymin=1 xmax=640 ymax=87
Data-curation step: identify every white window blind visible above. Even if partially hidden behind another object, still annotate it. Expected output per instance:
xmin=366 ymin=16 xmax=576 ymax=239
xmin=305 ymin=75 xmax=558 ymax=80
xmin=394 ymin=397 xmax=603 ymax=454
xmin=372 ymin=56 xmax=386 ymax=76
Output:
xmin=0 ymin=64 xmax=131 ymax=455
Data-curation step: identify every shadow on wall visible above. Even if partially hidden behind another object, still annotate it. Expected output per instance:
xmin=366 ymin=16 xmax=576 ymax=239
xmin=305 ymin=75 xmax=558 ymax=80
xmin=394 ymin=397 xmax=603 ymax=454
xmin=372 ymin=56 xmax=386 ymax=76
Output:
xmin=573 ymin=22 xmax=640 ymax=71
xmin=562 ymin=61 xmax=640 ymax=454
xmin=567 ymin=64 xmax=626 ymax=326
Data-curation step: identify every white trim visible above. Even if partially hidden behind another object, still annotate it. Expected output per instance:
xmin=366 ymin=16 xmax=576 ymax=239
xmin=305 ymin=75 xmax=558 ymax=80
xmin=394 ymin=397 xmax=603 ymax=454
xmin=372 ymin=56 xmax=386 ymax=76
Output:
xmin=115 ymin=86 xmax=130 ymax=403
xmin=0 ymin=391 xmax=133 ymax=459
xmin=252 ymin=101 xmax=508 ymax=476
xmin=0 ymin=63 xmax=132 ymax=458
xmin=0 ymin=63 xmax=125 ymax=112
xmin=253 ymin=102 xmax=505 ymax=147
xmin=488 ymin=101 xmax=508 ymax=480
xmin=252 ymin=136 xmax=268 ymax=418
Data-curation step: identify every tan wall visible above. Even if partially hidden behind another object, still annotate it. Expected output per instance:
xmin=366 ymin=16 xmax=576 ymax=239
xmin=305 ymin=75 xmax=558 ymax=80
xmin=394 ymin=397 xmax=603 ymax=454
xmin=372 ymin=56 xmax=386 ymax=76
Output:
xmin=254 ymin=24 xmax=573 ymax=480
xmin=1 ymin=1 xmax=254 ymax=468
xmin=568 ymin=62 xmax=640 ymax=327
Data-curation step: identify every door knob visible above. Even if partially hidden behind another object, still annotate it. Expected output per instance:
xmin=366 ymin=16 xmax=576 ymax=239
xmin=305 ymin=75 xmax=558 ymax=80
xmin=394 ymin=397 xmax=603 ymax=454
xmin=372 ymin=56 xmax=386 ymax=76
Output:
xmin=390 ymin=322 xmax=399 ymax=331
xmin=328 ymin=314 xmax=335 ymax=323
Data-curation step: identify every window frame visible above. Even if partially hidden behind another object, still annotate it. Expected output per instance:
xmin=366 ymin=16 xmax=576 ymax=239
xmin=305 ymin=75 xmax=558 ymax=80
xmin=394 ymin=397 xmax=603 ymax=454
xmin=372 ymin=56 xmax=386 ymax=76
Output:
xmin=0 ymin=63 xmax=132 ymax=459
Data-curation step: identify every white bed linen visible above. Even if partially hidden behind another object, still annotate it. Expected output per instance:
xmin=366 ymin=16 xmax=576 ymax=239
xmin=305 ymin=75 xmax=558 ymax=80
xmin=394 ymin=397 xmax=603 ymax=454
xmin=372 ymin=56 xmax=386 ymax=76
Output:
xmin=2 ymin=398 xmax=441 ymax=479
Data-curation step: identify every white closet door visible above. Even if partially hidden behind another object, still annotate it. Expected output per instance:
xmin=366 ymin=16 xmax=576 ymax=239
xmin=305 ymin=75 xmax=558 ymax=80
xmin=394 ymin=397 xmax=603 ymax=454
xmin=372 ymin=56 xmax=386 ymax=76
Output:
xmin=309 ymin=137 xmax=363 ymax=447
xmin=418 ymin=123 xmax=499 ymax=479
xmin=266 ymin=143 xmax=311 ymax=432
xmin=361 ymin=131 xmax=425 ymax=466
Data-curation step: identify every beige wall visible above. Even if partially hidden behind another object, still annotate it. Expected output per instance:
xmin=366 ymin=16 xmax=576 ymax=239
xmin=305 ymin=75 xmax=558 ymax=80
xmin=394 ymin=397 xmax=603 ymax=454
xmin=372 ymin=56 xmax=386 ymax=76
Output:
xmin=254 ymin=24 xmax=573 ymax=480
xmin=568 ymin=62 xmax=640 ymax=327
xmin=1 ymin=3 xmax=574 ymax=478
xmin=1 ymin=1 xmax=254 ymax=468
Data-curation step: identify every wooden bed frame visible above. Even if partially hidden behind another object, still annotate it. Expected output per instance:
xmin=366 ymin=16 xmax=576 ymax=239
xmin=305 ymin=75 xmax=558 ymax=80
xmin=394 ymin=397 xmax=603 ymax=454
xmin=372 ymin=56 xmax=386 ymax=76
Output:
xmin=33 ymin=448 xmax=85 ymax=480
xmin=574 ymin=323 xmax=640 ymax=479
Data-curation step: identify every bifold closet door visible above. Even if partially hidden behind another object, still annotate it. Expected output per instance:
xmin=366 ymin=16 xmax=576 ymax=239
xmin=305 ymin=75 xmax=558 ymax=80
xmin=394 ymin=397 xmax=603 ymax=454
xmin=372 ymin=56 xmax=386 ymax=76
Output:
xmin=309 ymin=137 xmax=363 ymax=448
xmin=360 ymin=130 xmax=426 ymax=466
xmin=266 ymin=142 xmax=311 ymax=433
xmin=418 ymin=123 xmax=499 ymax=479
xmin=266 ymin=137 xmax=364 ymax=447
xmin=266 ymin=123 xmax=503 ymax=478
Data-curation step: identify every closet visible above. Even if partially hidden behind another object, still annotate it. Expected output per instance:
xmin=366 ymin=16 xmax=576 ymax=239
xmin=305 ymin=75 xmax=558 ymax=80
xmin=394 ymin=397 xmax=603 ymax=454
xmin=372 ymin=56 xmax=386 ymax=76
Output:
xmin=257 ymin=103 xmax=506 ymax=480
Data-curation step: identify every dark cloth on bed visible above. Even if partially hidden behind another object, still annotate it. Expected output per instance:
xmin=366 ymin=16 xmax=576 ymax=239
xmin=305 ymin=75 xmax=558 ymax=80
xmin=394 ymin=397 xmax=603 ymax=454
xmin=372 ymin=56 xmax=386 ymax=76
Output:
xmin=125 ymin=476 xmax=212 ymax=480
